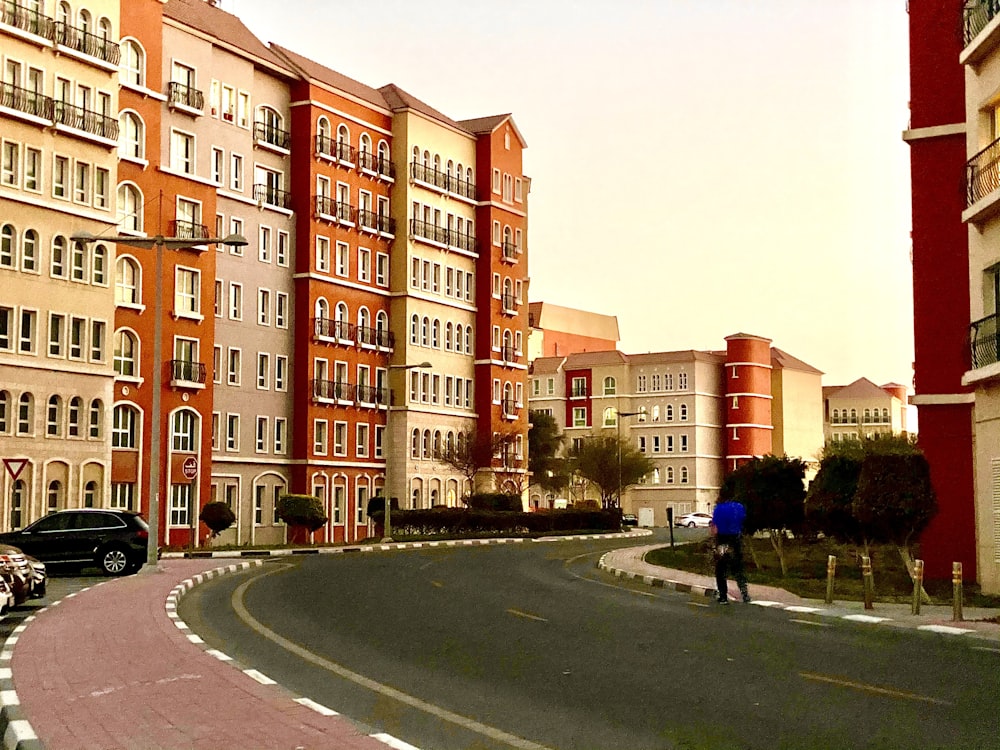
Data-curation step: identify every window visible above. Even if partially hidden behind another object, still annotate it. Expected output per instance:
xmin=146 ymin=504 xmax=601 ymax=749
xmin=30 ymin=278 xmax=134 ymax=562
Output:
xmin=314 ymin=420 xmax=328 ymax=454
xmin=119 ymin=112 xmax=144 ymax=161
xmin=275 ymin=292 xmax=288 ymax=328
xmin=334 ymin=422 xmax=348 ymax=456
xmin=226 ymin=413 xmax=239 ymax=451
xmin=114 ymin=329 xmax=138 ymax=377
xmin=171 ymin=130 xmax=195 ymax=174
xmin=229 ymin=282 xmax=243 ymax=320
xmin=16 ymin=393 xmax=32 ymax=435
xmin=170 ymin=484 xmax=192 ymax=526
xmin=110 ymin=483 xmax=135 ymax=510
xmin=257 ymin=288 xmax=270 ymax=326
xmin=174 ymin=267 xmax=200 ymax=317
xmin=572 ymin=407 xmax=587 ymax=427
xmin=115 ymin=257 xmax=140 ymax=306
xmin=603 ymin=377 xmax=616 ymax=395
xmin=1 ymin=141 xmax=18 ymax=186
xmin=680 ymin=434 xmax=689 ymax=452
xmin=257 ymin=353 xmax=270 ymax=389
xmin=231 ymin=153 xmax=243 ymax=191
xmin=680 ymin=466 xmax=689 ymax=484
xmin=172 ymin=409 xmax=197 ymax=451
xmin=603 ymin=408 xmax=616 ymax=427
xmin=68 ymin=396 xmax=82 ymax=437
xmin=211 ymin=147 xmax=223 ymax=183
xmin=121 ymin=39 xmax=145 ymax=86
xmin=276 ymin=231 xmax=289 ymax=267
xmin=255 ymin=416 xmax=268 ymax=453
xmin=19 ymin=309 xmax=36 ymax=354
xmin=53 ymin=155 xmax=68 ymax=199
xmin=571 ymin=377 xmax=587 ymax=398
xmin=227 ymin=348 xmax=241 ymax=385
xmin=637 ymin=375 xmax=647 ymax=392
xmin=71 ymin=241 xmax=86 ymax=281
xmin=359 ymin=247 xmax=371 ymax=282
xmin=678 ymin=373 xmax=688 ymax=390
xmin=680 ymin=404 xmax=688 ymax=421
xmin=273 ymin=417 xmax=287 ymax=454
xmin=335 ymin=241 xmax=349 ymax=277
xmin=117 ymin=184 xmax=143 ymax=232
xmin=316 ymin=236 xmax=330 ymax=273
xmin=49 ymin=313 xmax=65 ymax=357
xmin=24 ymin=147 xmax=40 ymax=192
xmin=46 ymin=395 xmax=62 ymax=436
xmin=275 ymin=355 xmax=287 ymax=391
xmin=92 ymin=245 xmax=107 ymax=284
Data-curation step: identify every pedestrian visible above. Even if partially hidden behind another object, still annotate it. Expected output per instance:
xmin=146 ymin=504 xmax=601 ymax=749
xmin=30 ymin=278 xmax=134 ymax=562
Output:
xmin=711 ymin=499 xmax=751 ymax=605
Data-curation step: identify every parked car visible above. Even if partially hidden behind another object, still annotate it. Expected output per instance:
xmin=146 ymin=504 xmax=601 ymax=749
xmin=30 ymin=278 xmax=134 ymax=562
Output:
xmin=621 ymin=513 xmax=639 ymax=527
xmin=0 ymin=576 xmax=13 ymax=614
xmin=0 ymin=509 xmax=150 ymax=576
xmin=674 ymin=512 xmax=713 ymax=528
xmin=0 ymin=544 xmax=38 ymax=604
xmin=26 ymin=555 xmax=46 ymax=598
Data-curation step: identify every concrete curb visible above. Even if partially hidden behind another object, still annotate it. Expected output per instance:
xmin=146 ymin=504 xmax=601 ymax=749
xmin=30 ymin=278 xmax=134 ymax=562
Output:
xmin=597 ymin=552 xmax=717 ymax=599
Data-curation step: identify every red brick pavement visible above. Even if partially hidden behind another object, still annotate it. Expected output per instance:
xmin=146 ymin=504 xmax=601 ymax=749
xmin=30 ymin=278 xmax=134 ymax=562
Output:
xmin=11 ymin=560 xmax=390 ymax=750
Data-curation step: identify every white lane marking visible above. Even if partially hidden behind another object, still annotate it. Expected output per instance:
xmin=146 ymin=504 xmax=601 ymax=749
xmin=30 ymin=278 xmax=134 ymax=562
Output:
xmin=917 ymin=625 xmax=974 ymax=635
xmin=786 ymin=606 xmax=824 ymax=614
xmin=507 ymin=608 xmax=548 ymax=623
xmin=294 ymin=697 xmax=339 ymax=716
xmin=789 ymin=618 xmax=831 ymax=627
xmin=7 ymin=720 xmax=36 ymax=740
xmin=843 ymin=614 xmax=892 ymax=624
xmin=243 ymin=669 xmax=276 ymax=685
xmin=206 ymin=649 xmax=232 ymax=661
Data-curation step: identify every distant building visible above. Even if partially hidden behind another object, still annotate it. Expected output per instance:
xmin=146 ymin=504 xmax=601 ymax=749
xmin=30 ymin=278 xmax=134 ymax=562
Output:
xmin=527 ymin=333 xmax=823 ymax=525
xmin=822 ymin=379 xmax=909 ymax=443
xmin=527 ymin=302 xmax=619 ymax=360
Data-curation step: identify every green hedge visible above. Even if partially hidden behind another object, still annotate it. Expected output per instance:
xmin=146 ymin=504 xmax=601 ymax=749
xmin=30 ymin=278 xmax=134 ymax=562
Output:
xmin=383 ymin=507 xmax=622 ymax=536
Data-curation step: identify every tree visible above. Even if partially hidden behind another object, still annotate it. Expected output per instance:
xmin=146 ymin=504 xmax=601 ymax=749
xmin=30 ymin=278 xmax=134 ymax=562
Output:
xmin=720 ymin=454 xmax=807 ymax=576
xmin=436 ymin=429 xmax=523 ymax=500
xmin=804 ymin=440 xmax=864 ymax=543
xmin=528 ymin=411 xmax=569 ymax=493
xmin=276 ymin=494 xmax=328 ymax=544
xmin=199 ymin=501 xmax=235 ymax=541
xmin=569 ymin=435 xmax=652 ymax=509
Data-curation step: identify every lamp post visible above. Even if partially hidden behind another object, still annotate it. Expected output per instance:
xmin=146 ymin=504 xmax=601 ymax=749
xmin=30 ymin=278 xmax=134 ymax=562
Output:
xmin=616 ymin=409 xmax=643 ymax=509
xmin=71 ymin=230 xmax=247 ymax=571
xmin=380 ymin=361 xmax=432 ymax=542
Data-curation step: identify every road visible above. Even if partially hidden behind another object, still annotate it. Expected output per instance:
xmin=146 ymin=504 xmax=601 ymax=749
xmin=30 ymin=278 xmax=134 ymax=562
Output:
xmin=179 ymin=535 xmax=999 ymax=750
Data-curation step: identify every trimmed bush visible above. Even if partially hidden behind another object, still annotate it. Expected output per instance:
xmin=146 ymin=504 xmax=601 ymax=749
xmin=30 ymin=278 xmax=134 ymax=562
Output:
xmin=384 ymin=507 xmax=621 ymax=537
xmin=466 ymin=492 xmax=523 ymax=512
xmin=276 ymin=494 xmax=328 ymax=532
xmin=199 ymin=501 xmax=236 ymax=537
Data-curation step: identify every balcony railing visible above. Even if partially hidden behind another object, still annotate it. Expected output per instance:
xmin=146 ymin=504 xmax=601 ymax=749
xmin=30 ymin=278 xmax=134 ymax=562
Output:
xmin=52 ymin=100 xmax=118 ymax=139
xmin=314 ymin=134 xmax=356 ymax=163
xmin=0 ymin=81 xmax=53 ymax=120
xmin=410 ymin=218 xmax=478 ymax=252
xmin=358 ymin=150 xmax=396 ymax=179
xmin=410 ymin=161 xmax=476 ymax=200
xmin=356 ymin=383 xmax=388 ymax=404
xmin=971 ymin=312 xmax=999 ymax=368
xmin=253 ymin=184 xmax=292 ymax=210
xmin=571 ymin=386 xmax=588 ymax=398
xmin=501 ymin=241 xmax=518 ymax=261
xmin=314 ymin=316 xmax=355 ymax=341
xmin=53 ymin=21 xmax=120 ymax=65
xmin=314 ymin=195 xmax=356 ymax=223
xmin=169 ymin=220 xmax=209 ymax=240
xmin=169 ymin=359 xmax=207 ymax=384
xmin=501 ymin=398 xmax=518 ymax=418
xmin=966 ymin=136 xmax=1000 ymax=207
xmin=167 ymin=81 xmax=205 ymax=112
xmin=964 ymin=0 xmax=1000 ymax=46
xmin=1 ymin=2 xmax=55 ymax=38
xmin=501 ymin=344 xmax=517 ymax=362
xmin=312 ymin=378 xmax=355 ymax=401
xmin=501 ymin=292 xmax=518 ymax=313
xmin=356 ymin=210 xmax=396 ymax=235
xmin=253 ymin=121 xmax=290 ymax=150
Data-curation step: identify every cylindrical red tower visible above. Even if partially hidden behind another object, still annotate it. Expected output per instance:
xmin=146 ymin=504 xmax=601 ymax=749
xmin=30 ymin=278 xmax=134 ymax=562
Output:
xmin=724 ymin=333 xmax=773 ymax=472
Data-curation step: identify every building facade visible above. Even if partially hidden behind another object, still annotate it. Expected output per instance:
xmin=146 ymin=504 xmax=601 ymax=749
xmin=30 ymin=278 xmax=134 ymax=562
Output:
xmin=822 ymin=378 xmax=909 ymax=444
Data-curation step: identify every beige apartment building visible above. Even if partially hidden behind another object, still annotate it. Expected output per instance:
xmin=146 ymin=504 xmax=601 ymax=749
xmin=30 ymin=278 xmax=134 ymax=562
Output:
xmin=1 ymin=0 xmax=120 ymax=527
xmin=822 ymin=378 xmax=909 ymax=444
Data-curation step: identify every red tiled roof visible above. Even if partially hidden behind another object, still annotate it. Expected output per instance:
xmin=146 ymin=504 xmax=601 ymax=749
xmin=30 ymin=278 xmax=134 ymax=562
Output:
xmin=270 ymin=44 xmax=389 ymax=109
xmin=163 ymin=0 xmax=291 ymax=71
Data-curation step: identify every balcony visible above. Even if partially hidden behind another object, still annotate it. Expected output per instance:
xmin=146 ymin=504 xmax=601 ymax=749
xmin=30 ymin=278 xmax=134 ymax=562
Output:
xmin=52 ymin=100 xmax=118 ymax=141
xmin=253 ymin=183 xmax=292 ymax=210
xmin=971 ymin=312 xmax=999 ymax=369
xmin=409 ymin=219 xmax=478 ymax=252
xmin=965 ymin=0 xmax=1000 ymax=47
xmin=501 ymin=344 xmax=518 ymax=363
xmin=0 ymin=81 xmax=53 ymax=121
xmin=501 ymin=241 xmax=518 ymax=261
xmin=501 ymin=292 xmax=518 ymax=314
xmin=312 ymin=378 xmax=355 ymax=402
xmin=314 ymin=316 xmax=355 ymax=342
xmin=410 ymin=161 xmax=477 ymax=200
xmin=169 ymin=359 xmax=207 ymax=387
xmin=169 ymin=220 xmax=209 ymax=242
xmin=1 ymin=2 xmax=55 ymax=40
xmin=314 ymin=134 xmax=356 ymax=165
xmin=570 ymin=386 xmax=588 ymax=399
xmin=166 ymin=82 xmax=204 ymax=113
xmin=357 ymin=150 xmax=396 ymax=180
xmin=253 ymin=121 xmax=290 ymax=151
xmin=501 ymin=398 xmax=519 ymax=419
xmin=53 ymin=21 xmax=120 ymax=66
xmin=357 ymin=208 xmax=378 ymax=233
xmin=313 ymin=195 xmax=355 ymax=224
xmin=356 ymin=383 xmax=388 ymax=405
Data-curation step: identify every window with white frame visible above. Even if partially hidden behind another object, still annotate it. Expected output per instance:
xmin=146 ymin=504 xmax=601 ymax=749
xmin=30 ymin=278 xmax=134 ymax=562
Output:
xmin=257 ymin=288 xmax=270 ymax=326
xmin=229 ymin=282 xmax=242 ymax=320
xmin=335 ymin=241 xmax=349 ymax=277
xmin=257 ymin=352 xmax=269 ymax=389
xmin=274 ymin=417 xmax=286 ymax=454
xmin=316 ymin=236 xmax=330 ymax=273
xmin=174 ymin=267 xmax=200 ymax=317
xmin=227 ymin=348 xmax=241 ymax=385
xmin=313 ymin=419 xmax=328 ymax=454
xmin=276 ymin=230 xmax=289 ymax=266
xmin=170 ymin=129 xmax=195 ymax=174
xmin=275 ymin=292 xmax=288 ymax=328
xmin=255 ymin=416 xmax=268 ymax=453
xmin=275 ymin=355 xmax=287 ymax=391
xmin=226 ymin=413 xmax=239 ymax=450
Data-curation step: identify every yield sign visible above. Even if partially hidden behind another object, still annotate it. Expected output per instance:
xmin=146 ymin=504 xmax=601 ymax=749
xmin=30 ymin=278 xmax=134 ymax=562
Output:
xmin=2 ymin=458 xmax=28 ymax=481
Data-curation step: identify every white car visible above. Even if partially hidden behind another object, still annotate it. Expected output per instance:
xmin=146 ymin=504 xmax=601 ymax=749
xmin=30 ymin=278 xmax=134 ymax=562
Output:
xmin=675 ymin=512 xmax=712 ymax=528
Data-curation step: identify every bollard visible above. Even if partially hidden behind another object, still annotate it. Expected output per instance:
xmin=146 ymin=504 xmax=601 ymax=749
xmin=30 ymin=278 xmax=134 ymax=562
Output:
xmin=825 ymin=555 xmax=837 ymax=604
xmin=911 ymin=559 xmax=924 ymax=616
xmin=953 ymin=562 xmax=963 ymax=622
xmin=861 ymin=555 xmax=874 ymax=610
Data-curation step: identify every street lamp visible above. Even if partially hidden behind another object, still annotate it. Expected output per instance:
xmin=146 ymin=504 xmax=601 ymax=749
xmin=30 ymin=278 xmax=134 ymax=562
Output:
xmin=72 ymin=229 xmax=247 ymax=571
xmin=616 ymin=409 xmax=643 ymax=509
xmin=380 ymin=361 xmax=432 ymax=542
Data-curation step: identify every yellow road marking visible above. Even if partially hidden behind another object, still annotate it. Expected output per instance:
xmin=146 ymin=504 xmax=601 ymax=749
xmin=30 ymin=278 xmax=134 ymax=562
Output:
xmin=507 ymin=608 xmax=548 ymax=623
xmin=431 ymin=580 xmax=443 ymax=588
xmin=799 ymin=672 xmax=952 ymax=705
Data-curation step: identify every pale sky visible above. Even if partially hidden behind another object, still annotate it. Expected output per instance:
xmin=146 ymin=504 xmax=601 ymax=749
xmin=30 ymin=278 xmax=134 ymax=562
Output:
xmin=228 ymin=0 xmax=913 ymax=389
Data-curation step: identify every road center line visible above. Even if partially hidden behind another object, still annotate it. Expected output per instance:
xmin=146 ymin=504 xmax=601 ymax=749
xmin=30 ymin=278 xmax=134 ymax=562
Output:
xmin=230 ymin=566 xmax=553 ymax=750
xmin=789 ymin=619 xmax=831 ymax=627
xmin=799 ymin=672 xmax=952 ymax=705
xmin=506 ymin=608 xmax=548 ymax=623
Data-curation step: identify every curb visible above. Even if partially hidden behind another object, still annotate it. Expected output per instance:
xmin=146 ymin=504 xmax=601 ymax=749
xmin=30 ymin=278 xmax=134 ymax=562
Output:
xmin=597 ymin=552 xmax=716 ymax=599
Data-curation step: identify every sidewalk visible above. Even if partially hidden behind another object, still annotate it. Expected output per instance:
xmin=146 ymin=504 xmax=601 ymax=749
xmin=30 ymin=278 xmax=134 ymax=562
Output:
xmin=600 ymin=544 xmax=1000 ymax=642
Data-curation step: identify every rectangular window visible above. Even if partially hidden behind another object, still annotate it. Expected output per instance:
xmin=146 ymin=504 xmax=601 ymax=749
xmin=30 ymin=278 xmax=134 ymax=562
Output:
xmin=666 ymin=435 xmax=674 ymax=453
xmin=229 ymin=282 xmax=242 ymax=320
xmin=94 ymin=168 xmax=109 ymax=208
xmin=573 ymin=407 xmax=587 ymax=427
xmin=258 ymin=225 xmax=270 ymax=263
xmin=48 ymin=313 xmax=65 ymax=357
xmin=358 ymin=247 xmax=371 ymax=282
xmin=19 ymin=309 xmax=36 ymax=354
xmin=213 ymin=346 xmax=222 ymax=383
xmin=275 ymin=355 xmax=287 ymax=391
xmin=333 ymin=421 xmax=348 ymax=456
xmin=275 ymin=292 xmax=288 ymax=328
xmin=356 ymin=423 xmax=369 ymax=458
xmin=231 ymin=153 xmax=243 ymax=191
xmin=313 ymin=419 xmax=328 ymax=454
xmin=276 ymin=231 xmax=289 ymax=267
xmin=653 ymin=436 xmax=661 ymax=453
xmin=226 ymin=413 xmax=240 ymax=451
xmin=53 ymin=155 xmax=68 ymax=198
xmin=254 ymin=485 xmax=264 ymax=524
xmin=274 ymin=417 xmax=287 ymax=454
xmin=230 ymin=218 xmax=244 ymax=255
xmin=169 ymin=484 xmax=192 ymax=526
xmin=214 ymin=280 xmax=223 ymax=317
xmin=171 ymin=130 xmax=195 ymax=174
xmin=257 ymin=288 xmax=270 ymax=326
xmin=227 ymin=348 xmax=241 ymax=385
xmin=316 ymin=236 xmax=330 ymax=273
xmin=375 ymin=425 xmax=384 ymax=459
xmin=69 ymin=317 xmax=84 ymax=359
xmin=211 ymin=412 xmax=220 ymax=450
xmin=175 ymin=268 xmax=200 ymax=317
xmin=680 ymin=434 xmax=689 ymax=452
xmin=257 ymin=352 xmax=270 ymax=389
xmin=335 ymin=241 xmax=349 ymax=277
xmin=2 ymin=141 xmax=19 ymax=186
xmin=90 ymin=320 xmax=105 ymax=361
xmin=255 ymin=416 xmax=268 ymax=453
xmin=211 ymin=147 xmax=223 ymax=183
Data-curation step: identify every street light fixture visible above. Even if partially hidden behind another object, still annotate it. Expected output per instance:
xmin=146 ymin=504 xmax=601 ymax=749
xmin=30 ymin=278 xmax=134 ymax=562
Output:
xmin=616 ymin=409 xmax=644 ymax=509
xmin=71 ymin=229 xmax=247 ymax=572
xmin=380 ymin=361 xmax=432 ymax=542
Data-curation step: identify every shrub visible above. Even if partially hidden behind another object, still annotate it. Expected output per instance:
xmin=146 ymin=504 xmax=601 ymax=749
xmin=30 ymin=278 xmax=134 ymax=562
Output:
xmin=199 ymin=502 xmax=236 ymax=537
xmin=466 ymin=493 xmax=524 ymax=512
xmin=276 ymin=494 xmax=328 ymax=532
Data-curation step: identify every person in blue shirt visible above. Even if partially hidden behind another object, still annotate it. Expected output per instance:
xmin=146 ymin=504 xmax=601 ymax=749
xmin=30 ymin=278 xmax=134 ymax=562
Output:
xmin=711 ymin=500 xmax=751 ymax=604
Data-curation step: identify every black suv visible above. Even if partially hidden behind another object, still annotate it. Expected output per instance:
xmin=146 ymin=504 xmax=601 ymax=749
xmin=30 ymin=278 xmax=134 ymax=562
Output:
xmin=0 ymin=509 xmax=149 ymax=576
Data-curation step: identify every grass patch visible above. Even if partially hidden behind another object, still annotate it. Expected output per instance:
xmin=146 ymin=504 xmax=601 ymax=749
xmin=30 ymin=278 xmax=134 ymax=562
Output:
xmin=645 ymin=536 xmax=1000 ymax=609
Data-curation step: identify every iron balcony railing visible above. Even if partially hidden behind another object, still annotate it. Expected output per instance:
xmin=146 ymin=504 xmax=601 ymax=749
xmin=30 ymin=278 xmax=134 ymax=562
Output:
xmin=167 ymin=81 xmax=205 ymax=111
xmin=357 ymin=150 xmax=396 ymax=179
xmin=1 ymin=1 xmax=55 ymax=38
xmin=53 ymin=21 xmax=120 ymax=65
xmin=253 ymin=121 xmax=290 ymax=150
xmin=966 ymin=135 xmax=1000 ymax=207
xmin=0 ymin=81 xmax=53 ymax=120
xmin=169 ymin=220 xmax=209 ymax=240
xmin=314 ymin=134 xmax=356 ymax=163
xmin=501 ymin=344 xmax=517 ymax=362
xmin=571 ymin=385 xmax=588 ymax=398
xmin=501 ymin=398 xmax=518 ymax=418
xmin=314 ymin=195 xmax=356 ymax=223
xmin=312 ymin=378 xmax=355 ymax=401
xmin=169 ymin=360 xmax=207 ymax=384
xmin=353 ymin=325 xmax=394 ymax=349
xmin=971 ymin=312 xmax=999 ymax=368
xmin=356 ymin=383 xmax=388 ymax=404
xmin=313 ymin=316 xmax=355 ymax=341
xmin=253 ymin=184 xmax=292 ymax=210
xmin=501 ymin=241 xmax=518 ymax=261
xmin=501 ymin=292 xmax=518 ymax=313
xmin=356 ymin=210 xmax=396 ymax=235
xmin=410 ymin=161 xmax=476 ymax=200
xmin=410 ymin=218 xmax=478 ymax=252
xmin=52 ymin=100 xmax=118 ymax=139
xmin=964 ymin=0 xmax=1000 ymax=46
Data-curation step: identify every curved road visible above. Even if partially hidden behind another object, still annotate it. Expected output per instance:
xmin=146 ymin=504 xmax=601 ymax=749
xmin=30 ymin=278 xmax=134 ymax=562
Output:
xmin=179 ymin=536 xmax=1000 ymax=750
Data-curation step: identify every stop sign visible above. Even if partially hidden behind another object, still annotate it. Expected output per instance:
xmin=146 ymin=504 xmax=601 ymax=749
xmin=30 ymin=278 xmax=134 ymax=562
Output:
xmin=181 ymin=456 xmax=198 ymax=480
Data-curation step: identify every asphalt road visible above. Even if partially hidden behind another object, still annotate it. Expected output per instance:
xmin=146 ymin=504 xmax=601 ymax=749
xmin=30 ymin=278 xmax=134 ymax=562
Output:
xmin=179 ymin=536 xmax=1000 ymax=750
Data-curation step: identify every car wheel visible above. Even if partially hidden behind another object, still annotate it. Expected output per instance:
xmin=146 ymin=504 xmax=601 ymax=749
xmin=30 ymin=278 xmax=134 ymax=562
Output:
xmin=98 ymin=546 xmax=131 ymax=576
xmin=686 ymin=521 xmax=696 ymax=528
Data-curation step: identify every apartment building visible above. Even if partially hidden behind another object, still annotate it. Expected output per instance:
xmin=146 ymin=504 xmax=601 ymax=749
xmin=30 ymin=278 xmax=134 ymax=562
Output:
xmin=904 ymin=0 xmax=998 ymax=593
xmin=527 ymin=301 xmax=619 ymax=360
xmin=822 ymin=378 xmax=909 ymax=443
xmin=527 ymin=334 xmax=823 ymax=525
xmin=1 ymin=0 xmax=120 ymax=531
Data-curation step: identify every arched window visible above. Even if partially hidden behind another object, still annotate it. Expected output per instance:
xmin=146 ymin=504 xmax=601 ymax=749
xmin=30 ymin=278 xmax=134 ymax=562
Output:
xmin=257 ymin=106 xmax=283 ymax=140
xmin=16 ymin=393 xmax=33 ymax=434
xmin=84 ymin=480 xmax=98 ymax=507
xmin=445 ymin=322 xmax=453 ymax=351
xmin=77 ymin=8 xmax=91 ymax=33
xmin=115 ymin=256 xmax=140 ymax=305
xmin=113 ymin=329 xmax=138 ymax=377
xmin=832 ymin=408 xmax=839 ymax=424
xmin=0 ymin=390 xmax=8 ymax=433
xmin=315 ymin=297 xmax=329 ymax=321
xmin=336 ymin=123 xmax=350 ymax=160
xmin=117 ymin=183 xmax=143 ymax=232
xmin=119 ymin=111 xmax=144 ymax=160
xmin=359 ymin=132 xmax=372 ymax=156
xmin=465 ymin=325 xmax=473 ymax=354
xmin=0 ymin=224 xmax=16 ymax=268
xmin=422 ymin=429 xmax=430 ymax=458
xmin=433 ymin=153 xmax=441 ymax=174
xmin=431 ymin=319 xmax=440 ymax=348
xmin=422 ymin=150 xmax=430 ymax=168
xmin=652 ymin=405 xmax=660 ymax=422
xmin=68 ymin=396 xmax=82 ymax=437
xmin=171 ymin=408 xmax=197 ymax=451
xmin=377 ymin=140 xmax=390 ymax=168
xmin=47 ymin=394 xmax=62 ymax=436
xmin=433 ymin=430 xmax=441 ymax=456
xmin=47 ymin=480 xmax=62 ymax=512
xmin=680 ymin=466 xmax=689 ymax=484
xmin=604 ymin=407 xmax=617 ymax=427
xmin=71 ymin=240 xmax=86 ymax=281
xmin=421 ymin=317 xmax=429 ymax=346
xmin=666 ymin=466 xmax=675 ymax=484
xmin=22 ymin=229 xmax=37 ymax=272
xmin=410 ymin=314 xmax=419 ymax=345
xmin=120 ymin=39 xmax=144 ymax=87
xmin=411 ymin=145 xmax=419 ymax=164
xmin=317 ymin=116 xmax=331 ymax=140
xmin=863 ymin=408 xmax=871 ymax=423
xmin=89 ymin=398 xmax=102 ymax=438
xmin=652 ymin=468 xmax=660 ymax=484
xmin=665 ymin=404 xmax=674 ymax=421
xmin=51 ymin=235 xmax=67 ymax=277
xmin=411 ymin=428 xmax=420 ymax=458
xmin=850 ymin=408 xmax=857 ymax=423
xmin=680 ymin=404 xmax=688 ymax=421
xmin=93 ymin=244 xmax=107 ymax=284
xmin=358 ymin=306 xmax=371 ymax=333
xmin=882 ymin=408 xmax=889 ymax=423
xmin=604 ymin=377 xmax=616 ymax=395
xmin=113 ymin=404 xmax=138 ymax=448
xmin=466 ymin=166 xmax=473 ymax=184
xmin=376 ymin=311 xmax=389 ymax=341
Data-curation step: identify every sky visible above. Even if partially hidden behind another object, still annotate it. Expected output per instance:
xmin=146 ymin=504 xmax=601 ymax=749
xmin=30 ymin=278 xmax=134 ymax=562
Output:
xmin=227 ymin=0 xmax=913 ymax=390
